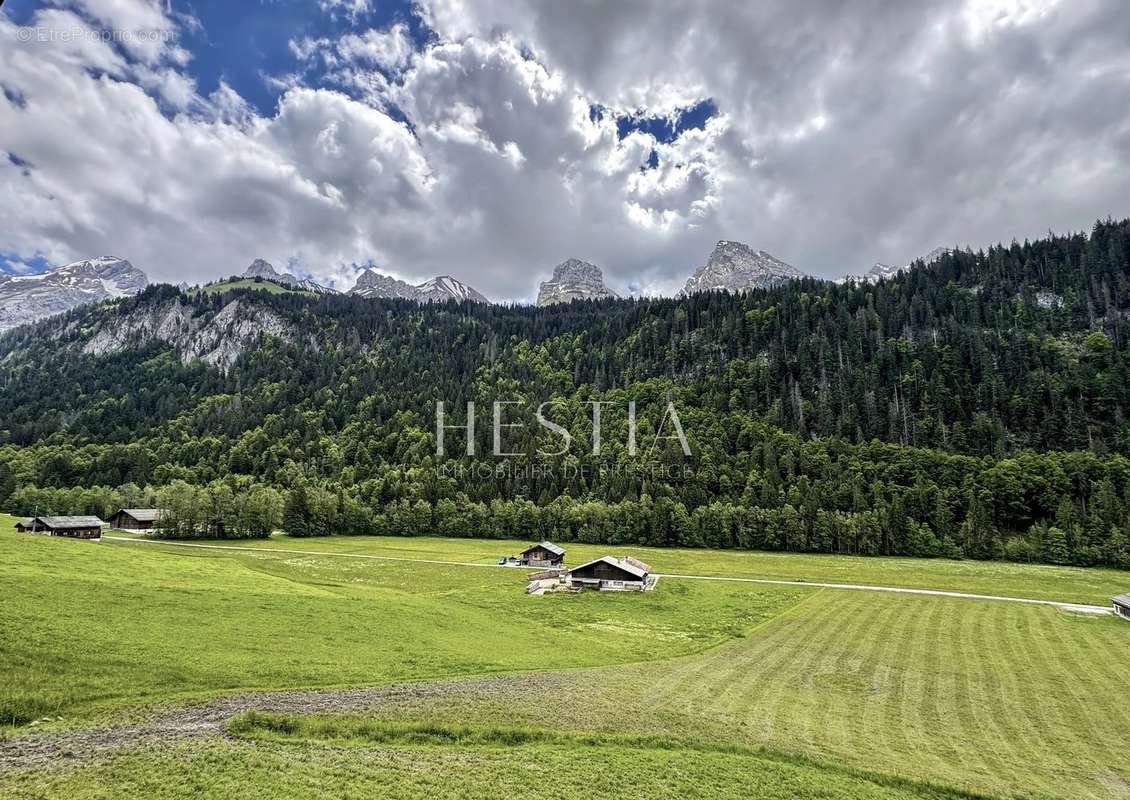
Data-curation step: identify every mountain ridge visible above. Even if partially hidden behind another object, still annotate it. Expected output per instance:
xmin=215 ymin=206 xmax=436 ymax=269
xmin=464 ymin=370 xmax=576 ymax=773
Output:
xmin=348 ymin=269 xmax=489 ymax=303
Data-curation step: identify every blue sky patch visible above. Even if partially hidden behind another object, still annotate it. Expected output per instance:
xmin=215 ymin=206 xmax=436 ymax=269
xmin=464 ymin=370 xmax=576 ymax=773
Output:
xmin=176 ymin=0 xmax=425 ymax=113
xmin=7 ymin=152 xmax=33 ymax=174
xmin=6 ymin=0 xmax=425 ymax=115
xmin=615 ymin=98 xmax=717 ymax=144
xmin=2 ymin=83 xmax=27 ymax=109
xmin=0 ymin=252 xmax=53 ymax=275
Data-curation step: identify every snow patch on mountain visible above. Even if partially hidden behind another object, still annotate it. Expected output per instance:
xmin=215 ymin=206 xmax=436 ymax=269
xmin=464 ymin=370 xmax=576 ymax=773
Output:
xmin=416 ymin=275 xmax=489 ymax=304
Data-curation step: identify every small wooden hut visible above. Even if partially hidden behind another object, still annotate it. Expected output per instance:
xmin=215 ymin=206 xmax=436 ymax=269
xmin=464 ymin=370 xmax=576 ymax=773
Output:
xmin=518 ymin=541 xmax=565 ymax=568
xmin=16 ymin=516 xmax=105 ymax=539
xmin=567 ymin=556 xmax=654 ymax=592
xmin=107 ymin=508 xmax=165 ymax=531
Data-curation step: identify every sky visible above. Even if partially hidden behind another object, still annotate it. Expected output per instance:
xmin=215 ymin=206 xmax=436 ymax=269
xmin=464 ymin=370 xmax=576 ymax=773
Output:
xmin=0 ymin=0 xmax=1128 ymax=301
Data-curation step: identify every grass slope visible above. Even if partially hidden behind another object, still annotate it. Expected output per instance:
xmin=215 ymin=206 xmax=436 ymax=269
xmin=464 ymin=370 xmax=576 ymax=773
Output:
xmin=0 ymin=519 xmax=800 ymax=726
xmin=0 ymin=735 xmax=976 ymax=800
xmin=263 ymin=591 xmax=1129 ymax=799
xmin=199 ymin=279 xmax=317 ymax=297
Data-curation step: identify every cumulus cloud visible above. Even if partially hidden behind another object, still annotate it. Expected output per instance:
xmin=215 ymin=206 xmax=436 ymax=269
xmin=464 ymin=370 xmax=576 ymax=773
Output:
xmin=318 ymin=0 xmax=373 ymax=24
xmin=418 ymin=0 xmax=1130 ymax=278
xmin=1 ymin=0 xmax=1129 ymax=300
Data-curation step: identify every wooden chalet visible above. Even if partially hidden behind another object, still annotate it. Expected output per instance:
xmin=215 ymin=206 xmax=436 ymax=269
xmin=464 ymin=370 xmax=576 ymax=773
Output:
xmin=567 ymin=555 xmax=655 ymax=592
xmin=518 ymin=541 xmax=566 ymax=567
xmin=1114 ymin=594 xmax=1130 ymax=622
xmin=16 ymin=516 xmax=105 ymax=539
xmin=108 ymin=508 xmax=165 ymax=531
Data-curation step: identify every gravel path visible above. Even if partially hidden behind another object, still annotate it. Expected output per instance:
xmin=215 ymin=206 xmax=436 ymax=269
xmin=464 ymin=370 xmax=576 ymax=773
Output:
xmin=0 ymin=674 xmax=550 ymax=772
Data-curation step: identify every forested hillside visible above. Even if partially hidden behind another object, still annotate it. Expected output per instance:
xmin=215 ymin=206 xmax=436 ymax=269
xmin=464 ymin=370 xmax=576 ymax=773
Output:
xmin=1 ymin=219 xmax=1128 ymax=567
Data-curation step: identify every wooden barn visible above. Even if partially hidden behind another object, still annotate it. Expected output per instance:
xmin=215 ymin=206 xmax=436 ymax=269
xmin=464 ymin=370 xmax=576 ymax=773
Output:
xmin=16 ymin=516 xmax=105 ymax=539
xmin=567 ymin=556 xmax=655 ymax=592
xmin=518 ymin=541 xmax=566 ymax=568
xmin=108 ymin=508 xmax=165 ymax=531
xmin=1114 ymin=594 xmax=1130 ymax=622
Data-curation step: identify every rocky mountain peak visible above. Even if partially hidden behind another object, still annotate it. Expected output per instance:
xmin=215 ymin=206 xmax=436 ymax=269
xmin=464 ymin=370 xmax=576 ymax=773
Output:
xmin=0 ymin=256 xmax=149 ymax=332
xmin=415 ymin=275 xmax=489 ymax=304
xmin=244 ymin=259 xmax=296 ymax=284
xmin=242 ymin=259 xmax=336 ymax=295
xmin=244 ymin=259 xmax=282 ymax=279
xmin=537 ymin=259 xmax=618 ymax=306
xmin=680 ymin=241 xmax=804 ymax=296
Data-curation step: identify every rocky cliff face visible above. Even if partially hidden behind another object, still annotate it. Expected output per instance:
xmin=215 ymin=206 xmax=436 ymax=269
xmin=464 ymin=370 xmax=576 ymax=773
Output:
xmin=82 ymin=297 xmax=295 ymax=371
xmin=681 ymin=242 xmax=804 ymax=296
xmin=537 ymin=259 xmax=618 ymax=306
xmin=348 ymin=269 xmax=489 ymax=303
xmin=349 ymin=269 xmax=419 ymax=300
xmin=0 ymin=256 xmax=148 ymax=332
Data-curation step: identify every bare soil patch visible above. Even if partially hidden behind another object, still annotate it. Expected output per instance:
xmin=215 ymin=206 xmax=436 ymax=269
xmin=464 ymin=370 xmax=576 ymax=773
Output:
xmin=0 ymin=673 xmax=558 ymax=772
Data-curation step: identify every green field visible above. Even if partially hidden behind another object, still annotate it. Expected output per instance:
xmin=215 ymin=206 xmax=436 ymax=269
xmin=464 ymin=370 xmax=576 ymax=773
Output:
xmin=199 ymin=279 xmax=317 ymax=296
xmin=156 ymin=531 xmax=1130 ymax=606
xmin=3 ymin=516 xmax=1130 ymax=799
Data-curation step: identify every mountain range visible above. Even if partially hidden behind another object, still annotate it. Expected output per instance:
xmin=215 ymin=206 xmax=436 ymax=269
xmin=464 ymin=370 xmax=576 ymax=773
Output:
xmin=0 ymin=241 xmax=955 ymax=332
xmin=349 ymin=269 xmax=490 ymax=304
xmin=0 ymin=257 xmax=148 ymax=332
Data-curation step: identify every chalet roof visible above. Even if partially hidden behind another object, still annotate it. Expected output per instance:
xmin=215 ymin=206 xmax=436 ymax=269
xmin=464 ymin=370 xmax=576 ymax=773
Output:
xmin=33 ymin=516 xmax=105 ymax=529
xmin=14 ymin=518 xmax=33 ymax=528
xmin=569 ymin=555 xmax=649 ymax=580
xmin=116 ymin=508 xmax=164 ymax=522
xmin=522 ymin=540 xmax=565 ymax=557
xmin=1114 ymin=594 xmax=1130 ymax=607
xmin=623 ymin=556 xmax=651 ymax=574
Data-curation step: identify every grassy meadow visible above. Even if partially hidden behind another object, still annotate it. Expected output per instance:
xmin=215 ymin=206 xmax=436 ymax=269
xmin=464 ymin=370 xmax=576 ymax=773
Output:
xmin=199 ymin=279 xmax=318 ymax=297
xmin=3 ymin=514 xmax=1130 ymax=799
xmin=0 ymin=517 xmax=799 ymax=726
xmin=121 ymin=529 xmax=1130 ymax=605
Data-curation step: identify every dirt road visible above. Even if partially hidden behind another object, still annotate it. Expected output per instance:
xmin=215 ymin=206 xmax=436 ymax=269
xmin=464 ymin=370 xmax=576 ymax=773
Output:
xmin=0 ymin=674 xmax=554 ymax=771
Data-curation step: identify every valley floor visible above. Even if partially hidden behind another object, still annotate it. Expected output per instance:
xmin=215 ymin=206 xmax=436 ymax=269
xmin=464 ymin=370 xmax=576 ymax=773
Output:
xmin=2 ymin=518 xmax=1129 ymax=799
